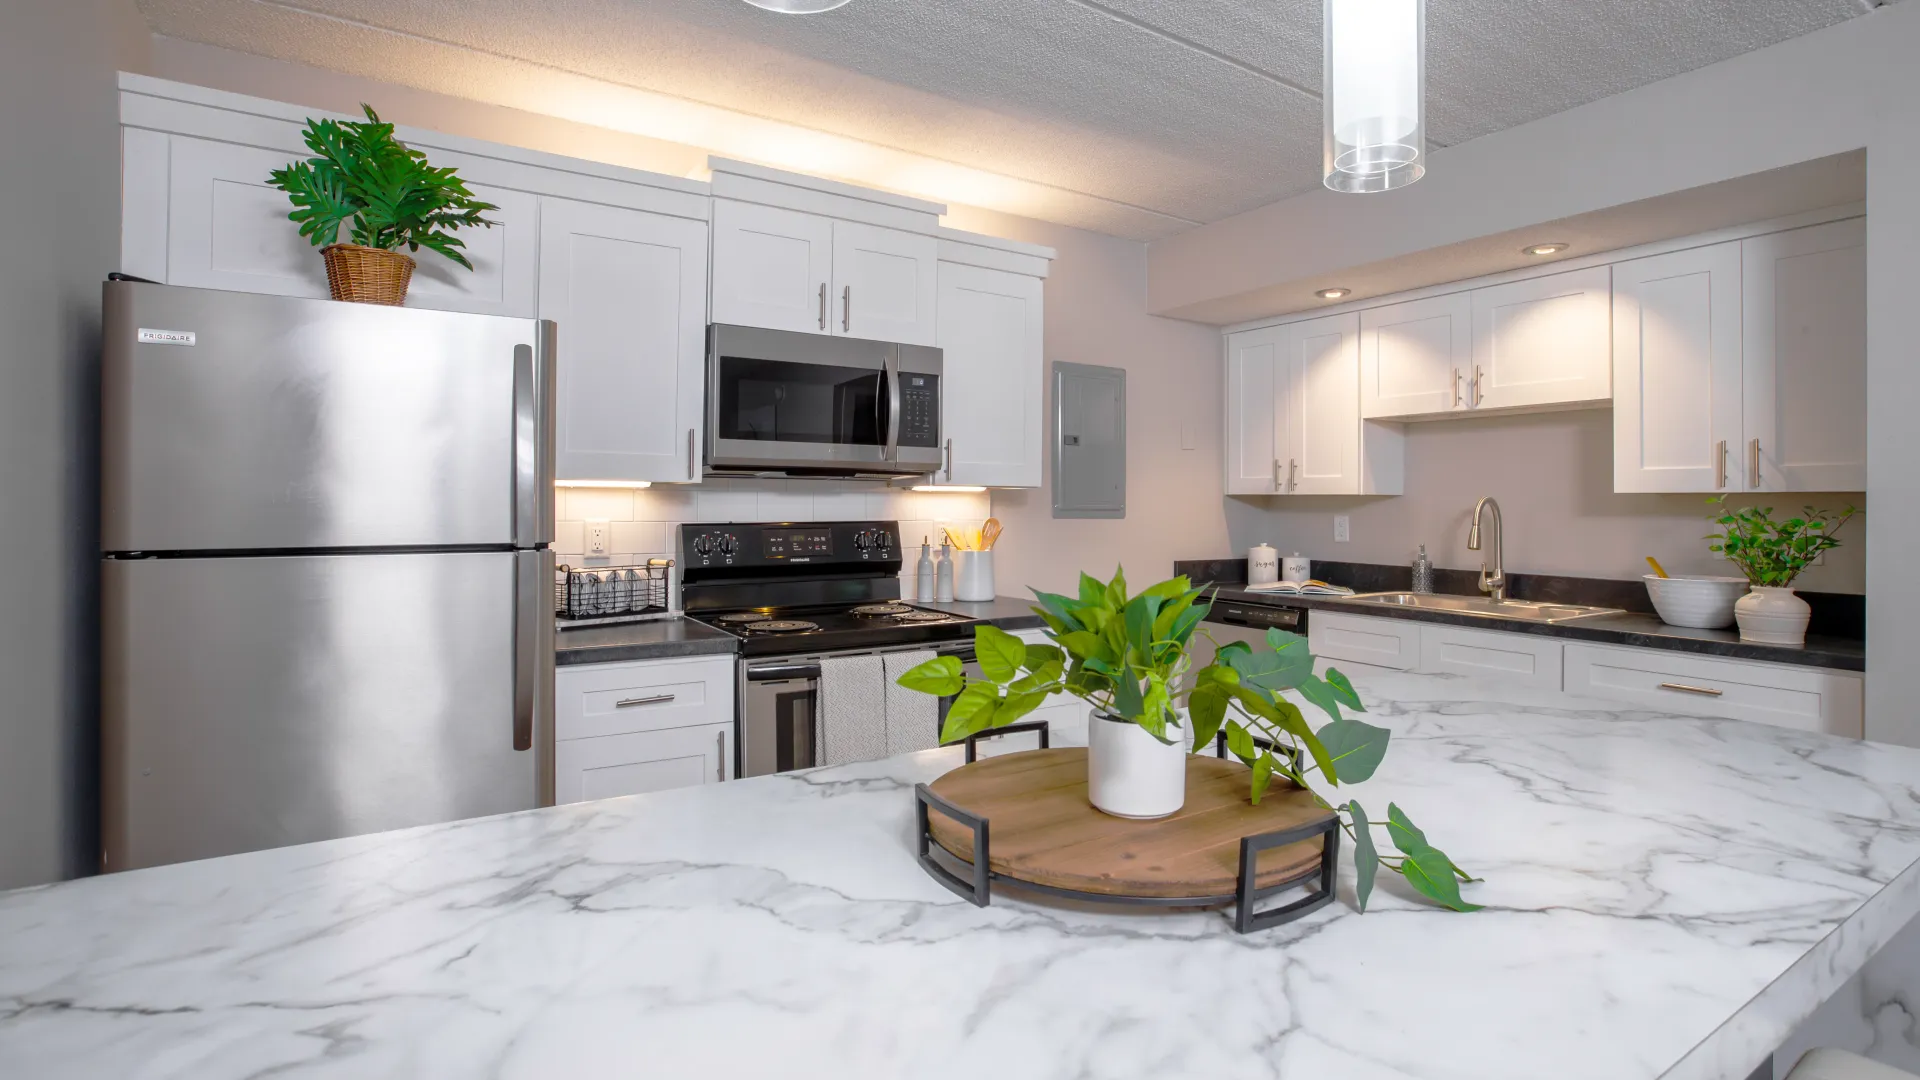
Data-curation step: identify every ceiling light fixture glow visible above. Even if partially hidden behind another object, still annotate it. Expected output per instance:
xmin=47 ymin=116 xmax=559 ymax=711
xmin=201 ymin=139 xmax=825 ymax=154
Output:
xmin=1316 ymin=287 xmax=1351 ymax=300
xmin=1522 ymin=242 xmax=1570 ymax=256
xmin=911 ymin=485 xmax=987 ymax=494
xmin=740 ymin=0 xmax=852 ymax=12
xmin=1323 ymin=0 xmax=1426 ymax=194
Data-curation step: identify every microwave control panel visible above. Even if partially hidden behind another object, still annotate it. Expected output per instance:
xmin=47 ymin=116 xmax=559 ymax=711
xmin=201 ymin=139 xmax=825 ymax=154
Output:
xmin=898 ymin=373 xmax=940 ymax=449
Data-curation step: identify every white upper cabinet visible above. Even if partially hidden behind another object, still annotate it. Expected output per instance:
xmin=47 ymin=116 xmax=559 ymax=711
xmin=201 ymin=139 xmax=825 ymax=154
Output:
xmin=1741 ymin=217 xmax=1866 ymax=492
xmin=1470 ymin=266 xmax=1613 ymax=410
xmin=1223 ymin=325 xmax=1283 ymax=495
xmin=709 ymin=199 xmax=833 ymax=334
xmin=1225 ymin=316 xmax=1400 ymax=497
xmin=156 ymin=135 xmax=537 ymax=318
xmin=937 ymin=262 xmax=1044 ymax=488
xmin=540 ymin=197 xmax=709 ymax=484
xmin=832 ymin=220 xmax=939 ymax=345
xmin=1612 ymin=241 xmax=1745 ymax=493
xmin=1360 ymin=292 xmax=1472 ymax=419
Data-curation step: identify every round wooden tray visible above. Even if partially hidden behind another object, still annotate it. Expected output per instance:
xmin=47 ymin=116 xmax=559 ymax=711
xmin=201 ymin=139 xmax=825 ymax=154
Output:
xmin=922 ymin=748 xmax=1338 ymax=906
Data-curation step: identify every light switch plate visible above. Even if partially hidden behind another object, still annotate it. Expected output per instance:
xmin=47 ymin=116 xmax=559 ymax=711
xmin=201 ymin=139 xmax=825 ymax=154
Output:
xmin=1334 ymin=515 xmax=1350 ymax=543
xmin=585 ymin=519 xmax=610 ymax=556
xmin=1180 ymin=422 xmax=1197 ymax=451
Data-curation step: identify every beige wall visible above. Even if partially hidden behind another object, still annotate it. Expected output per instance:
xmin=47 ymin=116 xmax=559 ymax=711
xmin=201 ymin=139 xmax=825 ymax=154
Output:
xmin=1223 ymin=410 xmax=1865 ymax=592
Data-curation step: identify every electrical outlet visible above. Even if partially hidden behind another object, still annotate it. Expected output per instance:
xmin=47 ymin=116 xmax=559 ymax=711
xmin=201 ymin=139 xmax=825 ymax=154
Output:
xmin=1180 ymin=422 xmax=1197 ymax=451
xmin=585 ymin=519 xmax=610 ymax=556
xmin=1334 ymin=515 xmax=1350 ymax=543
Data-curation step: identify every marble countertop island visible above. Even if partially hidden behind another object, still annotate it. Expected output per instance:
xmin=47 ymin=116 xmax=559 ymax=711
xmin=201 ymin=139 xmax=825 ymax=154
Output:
xmin=6 ymin=671 xmax=1920 ymax=1080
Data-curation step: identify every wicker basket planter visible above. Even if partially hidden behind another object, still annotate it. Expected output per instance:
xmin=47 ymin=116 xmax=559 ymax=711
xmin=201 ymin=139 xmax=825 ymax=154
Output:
xmin=320 ymin=244 xmax=415 ymax=305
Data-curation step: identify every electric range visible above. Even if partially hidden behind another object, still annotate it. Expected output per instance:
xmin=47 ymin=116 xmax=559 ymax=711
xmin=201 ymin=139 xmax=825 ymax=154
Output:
xmin=680 ymin=521 xmax=980 ymax=776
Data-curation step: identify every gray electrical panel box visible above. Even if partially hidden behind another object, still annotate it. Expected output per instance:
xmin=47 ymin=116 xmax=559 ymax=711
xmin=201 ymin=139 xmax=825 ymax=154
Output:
xmin=1052 ymin=361 xmax=1125 ymax=519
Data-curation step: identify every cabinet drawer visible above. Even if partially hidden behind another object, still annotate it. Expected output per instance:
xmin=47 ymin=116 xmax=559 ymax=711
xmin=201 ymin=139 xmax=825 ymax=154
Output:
xmin=557 ymin=655 xmax=735 ymax=741
xmin=1418 ymin=625 xmax=1562 ymax=689
xmin=555 ymin=723 xmax=731 ymax=804
xmin=1563 ymin=644 xmax=1862 ymax=737
xmin=1308 ymin=613 xmax=1420 ymax=670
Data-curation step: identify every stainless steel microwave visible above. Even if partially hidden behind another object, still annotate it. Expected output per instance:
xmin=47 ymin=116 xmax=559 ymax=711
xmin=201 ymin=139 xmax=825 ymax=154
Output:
xmin=704 ymin=324 xmax=943 ymax=479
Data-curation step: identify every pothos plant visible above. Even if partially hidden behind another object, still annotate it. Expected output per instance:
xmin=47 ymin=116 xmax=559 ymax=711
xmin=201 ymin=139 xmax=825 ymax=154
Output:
xmin=266 ymin=105 xmax=500 ymax=268
xmin=897 ymin=567 xmax=1480 ymax=913
xmin=1707 ymin=495 xmax=1856 ymax=587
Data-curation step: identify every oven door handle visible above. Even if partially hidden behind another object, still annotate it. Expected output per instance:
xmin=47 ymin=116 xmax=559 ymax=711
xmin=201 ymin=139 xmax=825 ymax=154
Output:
xmin=746 ymin=662 xmax=821 ymax=682
xmin=883 ymin=346 xmax=902 ymax=463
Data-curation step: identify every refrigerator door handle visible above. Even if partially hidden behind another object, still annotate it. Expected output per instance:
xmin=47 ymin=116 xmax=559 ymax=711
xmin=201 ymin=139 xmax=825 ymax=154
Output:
xmin=513 ymin=328 xmax=558 ymax=547
xmin=512 ymin=550 xmax=555 ymax=775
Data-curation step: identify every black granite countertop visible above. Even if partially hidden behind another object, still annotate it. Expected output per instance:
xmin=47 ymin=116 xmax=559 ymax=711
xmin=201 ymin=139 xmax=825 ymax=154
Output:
xmin=555 ymin=617 xmax=738 ymax=667
xmin=1207 ymin=586 xmax=1865 ymax=672
xmin=909 ymin=596 xmax=1046 ymax=631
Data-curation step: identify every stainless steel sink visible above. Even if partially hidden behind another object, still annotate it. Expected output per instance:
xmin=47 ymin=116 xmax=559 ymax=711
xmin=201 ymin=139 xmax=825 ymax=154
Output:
xmin=1336 ymin=592 xmax=1622 ymax=624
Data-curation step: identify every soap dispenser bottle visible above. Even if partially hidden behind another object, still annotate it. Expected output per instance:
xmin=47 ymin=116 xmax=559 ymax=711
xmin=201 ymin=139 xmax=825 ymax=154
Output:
xmin=915 ymin=537 xmax=935 ymax=601
xmin=936 ymin=539 xmax=955 ymax=602
xmin=1412 ymin=545 xmax=1434 ymax=594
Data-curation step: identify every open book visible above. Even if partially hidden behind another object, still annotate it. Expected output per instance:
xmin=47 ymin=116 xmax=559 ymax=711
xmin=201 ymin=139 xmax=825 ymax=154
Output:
xmin=1241 ymin=579 xmax=1355 ymax=596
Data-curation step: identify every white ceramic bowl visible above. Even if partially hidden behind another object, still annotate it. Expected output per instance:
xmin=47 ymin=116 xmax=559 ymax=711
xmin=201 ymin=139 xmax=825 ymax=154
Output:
xmin=1643 ymin=574 xmax=1749 ymax=629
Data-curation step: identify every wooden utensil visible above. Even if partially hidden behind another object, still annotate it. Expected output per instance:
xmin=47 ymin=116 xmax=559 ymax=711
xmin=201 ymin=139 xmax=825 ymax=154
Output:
xmin=1646 ymin=556 xmax=1670 ymax=578
xmin=981 ymin=517 xmax=1003 ymax=551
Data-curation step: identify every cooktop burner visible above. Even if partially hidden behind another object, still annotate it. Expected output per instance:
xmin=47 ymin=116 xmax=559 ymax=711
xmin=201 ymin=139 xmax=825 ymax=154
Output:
xmin=712 ymin=612 xmax=769 ymax=625
xmin=893 ymin=611 xmax=954 ymax=623
xmin=850 ymin=603 xmax=913 ymax=617
xmin=745 ymin=619 xmax=818 ymax=633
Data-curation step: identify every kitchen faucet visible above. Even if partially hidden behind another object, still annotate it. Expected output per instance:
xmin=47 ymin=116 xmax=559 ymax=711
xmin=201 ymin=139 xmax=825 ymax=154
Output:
xmin=1467 ymin=497 xmax=1506 ymax=601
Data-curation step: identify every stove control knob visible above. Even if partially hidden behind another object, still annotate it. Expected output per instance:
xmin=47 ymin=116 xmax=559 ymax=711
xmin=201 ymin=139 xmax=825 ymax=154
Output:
xmin=853 ymin=532 xmax=871 ymax=551
xmin=721 ymin=535 xmax=738 ymax=556
xmin=693 ymin=535 xmax=712 ymax=555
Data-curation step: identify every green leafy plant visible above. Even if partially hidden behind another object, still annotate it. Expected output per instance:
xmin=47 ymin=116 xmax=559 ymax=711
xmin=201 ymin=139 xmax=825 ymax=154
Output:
xmin=266 ymin=105 xmax=499 ymax=268
xmin=896 ymin=567 xmax=1479 ymax=913
xmin=1706 ymin=496 xmax=1856 ymax=587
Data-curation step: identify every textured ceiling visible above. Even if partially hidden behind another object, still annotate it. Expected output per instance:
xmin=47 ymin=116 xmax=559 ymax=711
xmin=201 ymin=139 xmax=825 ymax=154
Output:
xmin=136 ymin=0 xmax=1889 ymax=239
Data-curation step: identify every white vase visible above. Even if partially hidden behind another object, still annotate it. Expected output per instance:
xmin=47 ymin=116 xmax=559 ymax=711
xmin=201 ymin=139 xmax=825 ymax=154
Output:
xmin=1086 ymin=710 xmax=1187 ymax=819
xmin=1734 ymin=586 xmax=1811 ymax=645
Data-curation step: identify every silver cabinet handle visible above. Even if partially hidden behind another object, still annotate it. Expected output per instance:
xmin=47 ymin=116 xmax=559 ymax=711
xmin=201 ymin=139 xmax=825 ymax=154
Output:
xmin=1273 ymin=458 xmax=1283 ymax=490
xmin=1749 ymin=438 xmax=1762 ymax=489
xmin=1473 ymin=365 xmax=1485 ymax=407
xmin=687 ymin=428 xmax=697 ymax=481
xmin=1658 ymin=681 xmax=1724 ymax=697
xmin=945 ymin=438 xmax=954 ymax=482
xmin=615 ymin=693 xmax=676 ymax=709
xmin=818 ymin=282 xmax=827 ymax=331
xmin=1452 ymin=368 xmax=1462 ymax=407
xmin=842 ymin=285 xmax=851 ymax=333
xmin=716 ymin=729 xmax=727 ymax=782
xmin=1287 ymin=458 xmax=1298 ymax=492
xmin=1715 ymin=439 xmax=1727 ymax=489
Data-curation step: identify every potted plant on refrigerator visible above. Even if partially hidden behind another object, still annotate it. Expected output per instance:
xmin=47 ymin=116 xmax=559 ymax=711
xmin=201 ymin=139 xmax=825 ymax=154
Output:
xmin=896 ymin=567 xmax=1479 ymax=913
xmin=1708 ymin=497 xmax=1857 ymax=645
xmin=266 ymin=105 xmax=500 ymax=306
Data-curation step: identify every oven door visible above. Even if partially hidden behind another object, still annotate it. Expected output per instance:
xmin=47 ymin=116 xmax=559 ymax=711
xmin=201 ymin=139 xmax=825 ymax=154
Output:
xmin=708 ymin=324 xmax=901 ymax=475
xmin=741 ymin=660 xmax=819 ymax=778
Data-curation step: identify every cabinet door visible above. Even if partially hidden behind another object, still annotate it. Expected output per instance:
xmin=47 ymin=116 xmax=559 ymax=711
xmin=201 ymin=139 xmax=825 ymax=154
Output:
xmin=1417 ymin=625 xmax=1562 ymax=689
xmin=1223 ymin=326 xmax=1282 ymax=494
xmin=1360 ymin=292 xmax=1472 ymax=418
xmin=1308 ymin=612 xmax=1421 ymax=670
xmin=1741 ymin=218 xmax=1867 ymax=493
xmin=1283 ymin=313 xmax=1361 ymax=495
xmin=163 ymin=135 xmax=536 ymax=317
xmin=540 ymin=197 xmax=709 ymax=484
xmin=554 ymin=723 xmax=732 ymax=804
xmin=832 ymin=220 xmax=939 ymax=346
xmin=937 ymin=262 xmax=1044 ymax=487
xmin=1611 ymin=242 xmax=1744 ymax=493
xmin=710 ymin=199 xmax=833 ymax=335
xmin=1563 ymin=644 xmax=1862 ymax=738
xmin=1470 ymin=266 xmax=1612 ymax=410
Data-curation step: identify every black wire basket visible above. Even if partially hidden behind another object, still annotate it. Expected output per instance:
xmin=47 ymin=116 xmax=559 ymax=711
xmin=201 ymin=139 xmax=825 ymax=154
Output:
xmin=555 ymin=559 xmax=673 ymax=620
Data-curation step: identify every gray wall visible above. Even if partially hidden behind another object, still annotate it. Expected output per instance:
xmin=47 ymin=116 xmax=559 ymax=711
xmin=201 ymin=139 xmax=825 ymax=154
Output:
xmin=0 ymin=0 xmax=122 ymax=888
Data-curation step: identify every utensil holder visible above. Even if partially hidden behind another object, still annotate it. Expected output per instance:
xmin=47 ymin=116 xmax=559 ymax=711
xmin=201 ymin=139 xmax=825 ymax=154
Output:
xmin=954 ymin=550 xmax=996 ymax=602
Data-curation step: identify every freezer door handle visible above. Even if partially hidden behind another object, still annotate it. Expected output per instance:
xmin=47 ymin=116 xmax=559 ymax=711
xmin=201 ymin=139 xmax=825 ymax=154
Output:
xmin=512 ymin=550 xmax=555 ymax=759
xmin=512 ymin=329 xmax=557 ymax=546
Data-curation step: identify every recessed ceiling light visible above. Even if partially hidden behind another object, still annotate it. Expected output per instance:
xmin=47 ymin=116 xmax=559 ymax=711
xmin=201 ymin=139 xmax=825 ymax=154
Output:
xmin=1522 ymin=242 xmax=1569 ymax=256
xmin=741 ymin=0 xmax=851 ymax=11
xmin=1316 ymin=288 xmax=1351 ymax=300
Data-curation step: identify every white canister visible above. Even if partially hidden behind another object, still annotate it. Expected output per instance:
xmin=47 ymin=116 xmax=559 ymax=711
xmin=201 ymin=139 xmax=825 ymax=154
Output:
xmin=1086 ymin=710 xmax=1187 ymax=819
xmin=1282 ymin=554 xmax=1311 ymax=583
xmin=1248 ymin=544 xmax=1279 ymax=585
xmin=954 ymin=550 xmax=996 ymax=602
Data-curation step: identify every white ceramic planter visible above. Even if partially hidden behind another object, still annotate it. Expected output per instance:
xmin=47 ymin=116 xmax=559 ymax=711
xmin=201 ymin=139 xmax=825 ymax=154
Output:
xmin=1734 ymin=586 xmax=1812 ymax=645
xmin=1086 ymin=710 xmax=1187 ymax=819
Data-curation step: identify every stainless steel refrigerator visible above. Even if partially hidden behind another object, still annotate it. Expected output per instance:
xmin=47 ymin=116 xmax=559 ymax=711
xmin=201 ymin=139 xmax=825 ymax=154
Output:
xmin=100 ymin=280 xmax=556 ymax=872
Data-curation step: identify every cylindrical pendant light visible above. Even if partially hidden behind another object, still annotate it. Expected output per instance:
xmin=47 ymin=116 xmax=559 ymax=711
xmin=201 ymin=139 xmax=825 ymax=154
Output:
xmin=741 ymin=0 xmax=851 ymax=12
xmin=1323 ymin=0 xmax=1426 ymax=193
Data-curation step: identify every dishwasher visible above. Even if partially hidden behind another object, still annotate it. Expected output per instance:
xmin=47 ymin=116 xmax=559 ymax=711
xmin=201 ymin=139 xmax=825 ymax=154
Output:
xmin=1200 ymin=598 xmax=1307 ymax=652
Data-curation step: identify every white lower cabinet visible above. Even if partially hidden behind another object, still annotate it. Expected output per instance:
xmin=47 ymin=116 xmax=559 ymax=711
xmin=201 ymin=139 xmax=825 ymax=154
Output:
xmin=1562 ymin=644 xmax=1863 ymax=738
xmin=1308 ymin=612 xmax=1422 ymax=671
xmin=554 ymin=655 xmax=737 ymax=802
xmin=1418 ymin=625 xmax=1563 ymax=690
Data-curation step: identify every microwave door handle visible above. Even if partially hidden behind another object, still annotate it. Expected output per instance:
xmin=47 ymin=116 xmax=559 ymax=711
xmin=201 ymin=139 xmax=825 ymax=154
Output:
xmin=884 ymin=348 xmax=902 ymax=462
